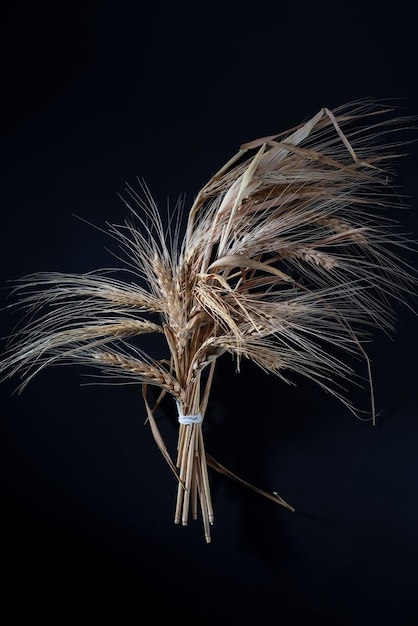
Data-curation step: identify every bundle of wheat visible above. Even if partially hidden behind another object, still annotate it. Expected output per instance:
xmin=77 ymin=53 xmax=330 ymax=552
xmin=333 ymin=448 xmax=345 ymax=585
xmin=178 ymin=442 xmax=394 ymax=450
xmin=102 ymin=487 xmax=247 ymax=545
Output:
xmin=1 ymin=100 xmax=416 ymax=542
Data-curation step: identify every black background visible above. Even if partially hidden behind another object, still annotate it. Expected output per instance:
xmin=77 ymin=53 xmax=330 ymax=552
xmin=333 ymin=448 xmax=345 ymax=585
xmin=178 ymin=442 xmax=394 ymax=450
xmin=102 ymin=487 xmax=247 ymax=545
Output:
xmin=1 ymin=2 xmax=418 ymax=624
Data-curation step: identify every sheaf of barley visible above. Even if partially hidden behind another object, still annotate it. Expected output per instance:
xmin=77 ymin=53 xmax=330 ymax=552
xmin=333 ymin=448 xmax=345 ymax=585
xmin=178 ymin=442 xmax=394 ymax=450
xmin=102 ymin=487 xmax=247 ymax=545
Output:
xmin=1 ymin=99 xmax=417 ymax=542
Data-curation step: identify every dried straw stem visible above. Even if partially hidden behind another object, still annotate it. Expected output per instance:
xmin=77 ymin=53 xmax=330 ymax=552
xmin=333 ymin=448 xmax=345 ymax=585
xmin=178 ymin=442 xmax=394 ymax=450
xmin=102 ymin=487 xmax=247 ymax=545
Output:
xmin=174 ymin=422 xmax=213 ymax=542
xmin=172 ymin=369 xmax=215 ymax=541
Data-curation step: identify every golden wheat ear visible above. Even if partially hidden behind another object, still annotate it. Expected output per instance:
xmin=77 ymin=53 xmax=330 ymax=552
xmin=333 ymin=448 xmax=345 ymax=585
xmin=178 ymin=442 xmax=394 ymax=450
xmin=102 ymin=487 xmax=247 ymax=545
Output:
xmin=1 ymin=99 xmax=417 ymax=542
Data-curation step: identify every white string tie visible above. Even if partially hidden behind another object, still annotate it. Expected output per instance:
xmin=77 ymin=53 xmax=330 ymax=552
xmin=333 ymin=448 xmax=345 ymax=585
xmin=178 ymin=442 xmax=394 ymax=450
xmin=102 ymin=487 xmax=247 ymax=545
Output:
xmin=176 ymin=401 xmax=203 ymax=425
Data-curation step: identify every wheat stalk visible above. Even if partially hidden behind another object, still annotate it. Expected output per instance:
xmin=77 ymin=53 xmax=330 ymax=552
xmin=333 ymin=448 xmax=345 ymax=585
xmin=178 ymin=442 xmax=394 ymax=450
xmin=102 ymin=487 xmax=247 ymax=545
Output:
xmin=1 ymin=99 xmax=417 ymax=542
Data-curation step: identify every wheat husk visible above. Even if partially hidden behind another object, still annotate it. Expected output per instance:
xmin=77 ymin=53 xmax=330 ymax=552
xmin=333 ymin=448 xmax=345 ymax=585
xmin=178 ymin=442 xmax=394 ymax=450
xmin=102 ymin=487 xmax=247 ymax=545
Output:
xmin=1 ymin=99 xmax=417 ymax=542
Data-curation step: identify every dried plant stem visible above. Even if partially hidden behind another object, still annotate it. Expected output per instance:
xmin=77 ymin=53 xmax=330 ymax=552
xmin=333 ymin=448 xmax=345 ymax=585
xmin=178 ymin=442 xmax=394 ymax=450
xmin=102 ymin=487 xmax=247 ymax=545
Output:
xmin=174 ymin=423 xmax=212 ymax=539
xmin=174 ymin=372 xmax=214 ymax=542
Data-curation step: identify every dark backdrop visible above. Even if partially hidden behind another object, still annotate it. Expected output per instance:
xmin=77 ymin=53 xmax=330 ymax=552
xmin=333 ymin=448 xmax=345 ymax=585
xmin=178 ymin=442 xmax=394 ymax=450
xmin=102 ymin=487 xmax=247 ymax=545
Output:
xmin=1 ymin=2 xmax=418 ymax=624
